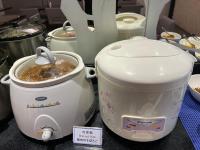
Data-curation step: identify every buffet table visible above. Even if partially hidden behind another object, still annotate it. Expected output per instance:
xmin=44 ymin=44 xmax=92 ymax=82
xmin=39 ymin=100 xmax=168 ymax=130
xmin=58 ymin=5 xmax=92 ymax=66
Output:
xmin=0 ymin=113 xmax=194 ymax=150
xmin=0 ymin=84 xmax=195 ymax=150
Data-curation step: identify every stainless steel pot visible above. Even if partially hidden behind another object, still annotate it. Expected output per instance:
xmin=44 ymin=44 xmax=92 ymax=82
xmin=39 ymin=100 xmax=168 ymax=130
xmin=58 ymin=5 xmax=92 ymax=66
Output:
xmin=0 ymin=23 xmax=45 ymax=65
xmin=0 ymin=49 xmax=11 ymax=120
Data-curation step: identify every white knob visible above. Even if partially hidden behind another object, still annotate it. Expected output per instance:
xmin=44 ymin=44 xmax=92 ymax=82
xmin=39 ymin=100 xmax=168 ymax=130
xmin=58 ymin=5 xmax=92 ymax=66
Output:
xmin=42 ymin=128 xmax=53 ymax=142
xmin=123 ymin=18 xmax=135 ymax=24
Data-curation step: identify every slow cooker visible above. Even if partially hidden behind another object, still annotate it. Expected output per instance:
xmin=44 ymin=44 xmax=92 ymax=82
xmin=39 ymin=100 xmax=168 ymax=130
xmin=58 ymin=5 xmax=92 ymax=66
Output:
xmin=46 ymin=21 xmax=95 ymax=56
xmin=1 ymin=47 xmax=96 ymax=141
xmin=46 ymin=21 xmax=77 ymax=52
xmin=95 ymin=38 xmax=196 ymax=142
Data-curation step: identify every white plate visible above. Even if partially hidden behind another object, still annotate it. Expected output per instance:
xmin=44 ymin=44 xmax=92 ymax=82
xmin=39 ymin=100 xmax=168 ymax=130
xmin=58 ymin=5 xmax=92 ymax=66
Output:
xmin=188 ymin=37 xmax=200 ymax=48
xmin=161 ymin=32 xmax=182 ymax=40
xmin=179 ymin=38 xmax=200 ymax=58
xmin=188 ymin=74 xmax=200 ymax=103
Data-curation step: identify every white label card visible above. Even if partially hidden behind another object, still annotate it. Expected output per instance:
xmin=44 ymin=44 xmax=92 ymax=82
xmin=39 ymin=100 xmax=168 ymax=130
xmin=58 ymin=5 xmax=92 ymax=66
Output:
xmin=73 ymin=126 xmax=103 ymax=146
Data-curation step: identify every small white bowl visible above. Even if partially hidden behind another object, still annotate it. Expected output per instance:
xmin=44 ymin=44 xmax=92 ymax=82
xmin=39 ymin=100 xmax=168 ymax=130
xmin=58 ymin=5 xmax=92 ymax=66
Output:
xmin=189 ymin=37 xmax=200 ymax=58
xmin=161 ymin=32 xmax=182 ymax=41
xmin=188 ymin=74 xmax=200 ymax=102
xmin=179 ymin=38 xmax=200 ymax=58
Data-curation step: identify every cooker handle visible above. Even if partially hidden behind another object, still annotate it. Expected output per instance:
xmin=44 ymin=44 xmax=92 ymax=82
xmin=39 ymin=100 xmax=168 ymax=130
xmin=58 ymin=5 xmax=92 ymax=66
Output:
xmin=45 ymin=37 xmax=51 ymax=49
xmin=45 ymin=37 xmax=51 ymax=42
xmin=85 ymin=67 xmax=96 ymax=79
xmin=1 ymin=74 xmax=10 ymax=85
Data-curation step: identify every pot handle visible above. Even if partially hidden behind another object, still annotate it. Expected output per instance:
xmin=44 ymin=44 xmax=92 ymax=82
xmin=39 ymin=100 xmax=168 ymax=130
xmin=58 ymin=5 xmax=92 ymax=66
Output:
xmin=85 ymin=67 xmax=96 ymax=79
xmin=1 ymin=74 xmax=10 ymax=85
xmin=45 ymin=37 xmax=51 ymax=49
xmin=45 ymin=37 xmax=51 ymax=42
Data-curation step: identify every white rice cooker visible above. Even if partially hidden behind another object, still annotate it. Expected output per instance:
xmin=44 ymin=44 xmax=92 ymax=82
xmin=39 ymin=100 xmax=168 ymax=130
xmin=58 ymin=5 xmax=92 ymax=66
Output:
xmin=1 ymin=47 xmax=96 ymax=141
xmin=95 ymin=38 xmax=196 ymax=142
xmin=116 ymin=13 xmax=146 ymax=40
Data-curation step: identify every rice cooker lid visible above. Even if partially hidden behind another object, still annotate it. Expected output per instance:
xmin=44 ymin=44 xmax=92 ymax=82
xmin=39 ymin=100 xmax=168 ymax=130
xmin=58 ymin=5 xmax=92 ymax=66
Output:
xmin=116 ymin=13 xmax=146 ymax=31
xmin=0 ymin=23 xmax=44 ymax=41
xmin=95 ymin=38 xmax=195 ymax=84
xmin=50 ymin=26 xmax=76 ymax=40
xmin=14 ymin=52 xmax=78 ymax=83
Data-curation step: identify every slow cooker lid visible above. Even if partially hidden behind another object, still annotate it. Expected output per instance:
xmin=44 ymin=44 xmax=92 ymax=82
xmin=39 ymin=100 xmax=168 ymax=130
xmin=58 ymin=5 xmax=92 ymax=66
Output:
xmin=15 ymin=53 xmax=78 ymax=82
xmin=0 ymin=23 xmax=44 ymax=41
xmin=107 ymin=39 xmax=180 ymax=57
xmin=96 ymin=38 xmax=195 ymax=84
xmin=51 ymin=26 xmax=76 ymax=40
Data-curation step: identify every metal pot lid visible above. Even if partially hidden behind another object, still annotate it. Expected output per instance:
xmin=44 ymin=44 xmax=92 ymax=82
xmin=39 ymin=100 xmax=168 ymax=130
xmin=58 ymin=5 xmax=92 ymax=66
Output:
xmin=15 ymin=47 xmax=78 ymax=82
xmin=95 ymin=38 xmax=196 ymax=84
xmin=0 ymin=23 xmax=44 ymax=41
xmin=50 ymin=26 xmax=76 ymax=40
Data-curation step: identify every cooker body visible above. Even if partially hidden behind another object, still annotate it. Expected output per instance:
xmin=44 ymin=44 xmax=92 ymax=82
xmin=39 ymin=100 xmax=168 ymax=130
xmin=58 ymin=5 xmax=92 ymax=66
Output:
xmin=98 ymin=71 xmax=189 ymax=142
xmin=10 ymin=71 xmax=95 ymax=140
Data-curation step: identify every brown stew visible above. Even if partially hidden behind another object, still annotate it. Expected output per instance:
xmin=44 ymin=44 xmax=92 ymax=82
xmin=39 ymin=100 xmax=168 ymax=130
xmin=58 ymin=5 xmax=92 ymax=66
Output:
xmin=19 ymin=59 xmax=76 ymax=82
xmin=54 ymin=30 xmax=76 ymax=38
xmin=194 ymin=87 xmax=200 ymax=93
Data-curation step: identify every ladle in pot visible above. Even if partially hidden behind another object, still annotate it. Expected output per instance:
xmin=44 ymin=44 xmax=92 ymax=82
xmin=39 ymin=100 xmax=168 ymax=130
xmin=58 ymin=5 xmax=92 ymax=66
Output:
xmin=35 ymin=46 xmax=56 ymax=65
